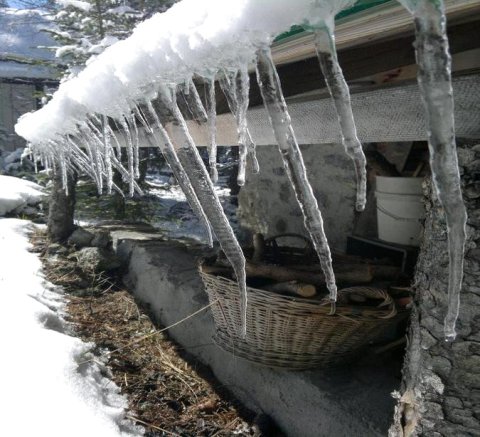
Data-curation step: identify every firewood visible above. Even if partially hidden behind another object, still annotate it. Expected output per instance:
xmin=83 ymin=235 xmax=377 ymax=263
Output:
xmin=252 ymin=233 xmax=265 ymax=263
xmin=202 ymin=260 xmax=400 ymax=286
xmin=263 ymin=281 xmax=317 ymax=298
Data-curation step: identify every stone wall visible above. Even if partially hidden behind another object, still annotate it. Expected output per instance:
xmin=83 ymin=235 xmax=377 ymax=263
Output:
xmin=238 ymin=143 xmax=357 ymax=251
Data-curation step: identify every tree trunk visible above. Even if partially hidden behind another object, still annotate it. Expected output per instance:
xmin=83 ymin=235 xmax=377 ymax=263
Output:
xmin=47 ymin=166 xmax=77 ymax=243
xmin=390 ymin=143 xmax=480 ymax=436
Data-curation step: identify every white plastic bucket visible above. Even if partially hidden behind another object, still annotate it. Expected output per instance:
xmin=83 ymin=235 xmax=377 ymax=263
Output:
xmin=375 ymin=176 xmax=424 ymax=246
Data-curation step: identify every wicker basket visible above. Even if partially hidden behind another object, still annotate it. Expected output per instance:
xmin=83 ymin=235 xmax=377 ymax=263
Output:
xmin=200 ymin=268 xmax=405 ymax=369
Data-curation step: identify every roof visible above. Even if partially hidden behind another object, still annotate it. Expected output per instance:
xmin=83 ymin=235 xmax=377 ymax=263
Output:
xmin=271 ymin=0 xmax=480 ymax=66
xmin=0 ymin=8 xmax=58 ymax=80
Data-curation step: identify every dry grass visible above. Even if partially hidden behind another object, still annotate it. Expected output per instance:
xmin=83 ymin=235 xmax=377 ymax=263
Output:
xmin=31 ymin=229 xmax=276 ymax=437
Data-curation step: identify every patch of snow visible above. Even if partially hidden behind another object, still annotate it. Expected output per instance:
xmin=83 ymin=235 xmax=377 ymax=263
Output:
xmin=0 ymin=219 xmax=143 ymax=436
xmin=0 ymin=175 xmax=45 ymax=216
xmin=107 ymin=6 xmax=138 ymax=16
xmin=56 ymin=0 xmax=93 ymax=12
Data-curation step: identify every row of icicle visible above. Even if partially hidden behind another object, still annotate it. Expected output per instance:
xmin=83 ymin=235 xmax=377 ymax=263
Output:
xmin=27 ymin=0 xmax=466 ymax=340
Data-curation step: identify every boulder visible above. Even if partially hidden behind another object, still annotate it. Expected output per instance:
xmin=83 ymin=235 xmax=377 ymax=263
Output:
xmin=91 ymin=230 xmax=112 ymax=249
xmin=68 ymin=228 xmax=94 ymax=248
xmin=75 ymin=247 xmax=122 ymax=272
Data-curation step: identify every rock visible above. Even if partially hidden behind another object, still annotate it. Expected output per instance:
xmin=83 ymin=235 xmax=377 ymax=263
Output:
xmin=91 ymin=230 xmax=111 ymax=248
xmin=68 ymin=228 xmax=94 ymax=248
xmin=75 ymin=247 xmax=122 ymax=272
xmin=46 ymin=243 xmax=68 ymax=256
xmin=457 ymin=148 xmax=476 ymax=167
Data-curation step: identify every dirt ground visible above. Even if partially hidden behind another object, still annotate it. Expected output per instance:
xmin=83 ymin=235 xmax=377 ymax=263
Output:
xmin=31 ymin=229 xmax=280 ymax=437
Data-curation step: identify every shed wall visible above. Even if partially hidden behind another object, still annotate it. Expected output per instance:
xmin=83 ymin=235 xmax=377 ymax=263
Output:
xmin=0 ymin=82 xmax=35 ymax=153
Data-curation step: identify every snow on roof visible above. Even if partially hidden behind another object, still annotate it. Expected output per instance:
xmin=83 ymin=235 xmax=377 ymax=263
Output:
xmin=56 ymin=0 xmax=92 ymax=12
xmin=0 ymin=7 xmax=58 ymax=79
xmin=15 ymin=0 xmax=354 ymax=142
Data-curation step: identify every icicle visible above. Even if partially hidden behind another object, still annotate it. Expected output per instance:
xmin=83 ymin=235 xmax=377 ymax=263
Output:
xmin=399 ymin=0 xmax=467 ymax=341
xmin=102 ymin=115 xmax=114 ymax=194
xmin=219 ymin=71 xmax=246 ymax=185
xmin=220 ymin=70 xmax=259 ymax=184
xmin=78 ymin=126 xmax=104 ymax=194
xmin=129 ymin=113 xmax=141 ymax=179
xmin=143 ymin=101 xmax=214 ymax=248
xmin=236 ymin=66 xmax=260 ymax=175
xmin=313 ymin=23 xmax=367 ymax=212
xmin=179 ymin=79 xmax=208 ymax=123
xmin=158 ymin=87 xmax=248 ymax=338
xmin=118 ymin=117 xmax=135 ymax=197
xmin=256 ymin=46 xmax=337 ymax=301
xmin=58 ymin=145 xmax=69 ymax=196
xmin=205 ymin=76 xmax=219 ymax=183
xmin=234 ymin=66 xmax=251 ymax=187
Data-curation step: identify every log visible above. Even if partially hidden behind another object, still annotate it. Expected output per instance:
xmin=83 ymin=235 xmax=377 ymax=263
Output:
xmin=283 ymin=263 xmax=401 ymax=280
xmin=263 ymin=281 xmax=317 ymax=298
xmin=252 ymin=233 xmax=265 ymax=263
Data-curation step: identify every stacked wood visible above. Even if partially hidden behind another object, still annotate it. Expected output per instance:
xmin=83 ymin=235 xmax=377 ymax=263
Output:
xmin=204 ymin=233 xmax=402 ymax=299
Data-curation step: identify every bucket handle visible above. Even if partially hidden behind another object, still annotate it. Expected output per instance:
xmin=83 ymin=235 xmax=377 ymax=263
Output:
xmin=377 ymin=204 xmax=423 ymax=223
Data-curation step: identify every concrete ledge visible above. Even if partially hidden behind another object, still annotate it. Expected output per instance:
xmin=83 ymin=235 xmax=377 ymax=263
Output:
xmin=115 ymin=234 xmax=399 ymax=436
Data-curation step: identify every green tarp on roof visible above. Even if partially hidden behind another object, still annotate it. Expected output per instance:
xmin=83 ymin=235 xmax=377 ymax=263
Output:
xmin=274 ymin=0 xmax=393 ymax=42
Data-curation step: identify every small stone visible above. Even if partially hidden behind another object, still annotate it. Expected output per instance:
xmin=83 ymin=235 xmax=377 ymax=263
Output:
xmin=68 ymin=228 xmax=94 ymax=248
xmin=46 ymin=243 xmax=68 ymax=256
xmin=464 ymin=185 xmax=480 ymax=200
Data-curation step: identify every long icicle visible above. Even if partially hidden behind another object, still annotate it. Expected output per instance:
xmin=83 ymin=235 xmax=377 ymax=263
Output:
xmin=158 ymin=87 xmax=247 ymax=338
xmin=205 ymin=76 xmax=219 ymax=183
xmin=313 ymin=23 xmax=367 ymax=212
xmin=234 ymin=66 xmax=251 ymax=186
xmin=256 ymin=46 xmax=337 ymax=301
xmin=102 ymin=115 xmax=114 ymax=194
xmin=236 ymin=67 xmax=260 ymax=175
xmin=219 ymin=70 xmax=259 ymax=184
xmin=143 ymin=101 xmax=214 ymax=248
xmin=119 ymin=116 xmax=136 ymax=197
xmin=400 ymin=0 xmax=467 ymax=341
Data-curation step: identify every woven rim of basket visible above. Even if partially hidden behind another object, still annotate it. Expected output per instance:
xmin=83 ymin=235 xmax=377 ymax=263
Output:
xmin=198 ymin=265 xmax=397 ymax=320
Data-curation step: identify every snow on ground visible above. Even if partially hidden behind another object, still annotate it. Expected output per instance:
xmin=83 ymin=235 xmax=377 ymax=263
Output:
xmin=0 ymin=218 xmax=143 ymax=437
xmin=0 ymin=174 xmax=45 ymax=216
xmin=144 ymin=173 xmax=237 ymax=243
